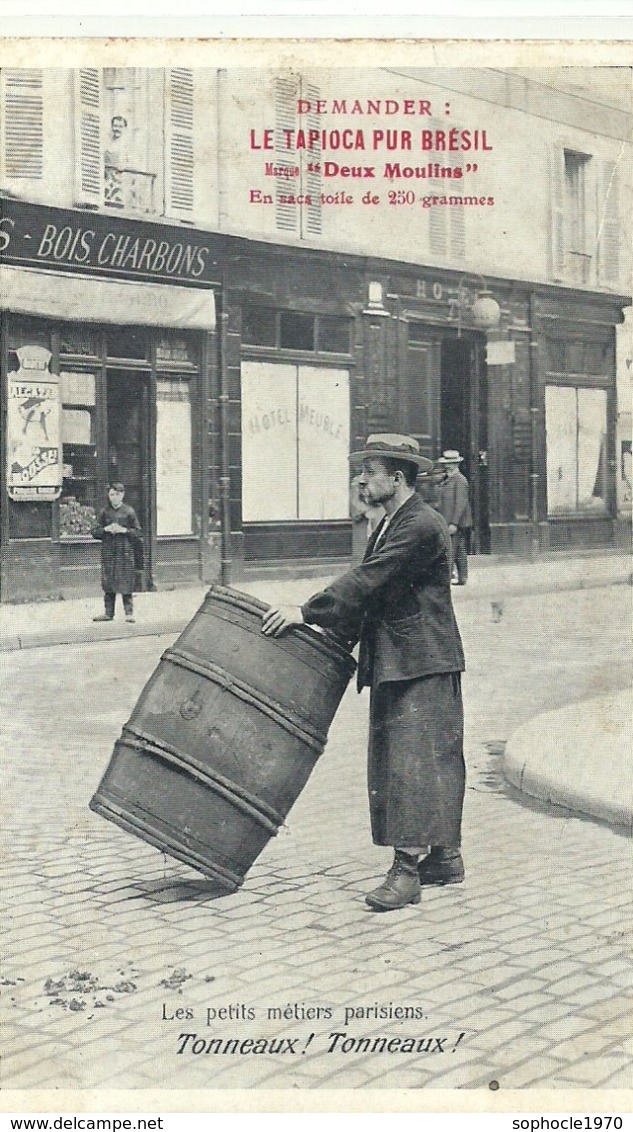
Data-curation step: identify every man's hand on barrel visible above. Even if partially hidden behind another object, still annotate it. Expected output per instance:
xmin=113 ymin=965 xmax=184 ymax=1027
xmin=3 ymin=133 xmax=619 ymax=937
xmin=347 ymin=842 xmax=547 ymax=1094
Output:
xmin=261 ymin=604 xmax=304 ymax=637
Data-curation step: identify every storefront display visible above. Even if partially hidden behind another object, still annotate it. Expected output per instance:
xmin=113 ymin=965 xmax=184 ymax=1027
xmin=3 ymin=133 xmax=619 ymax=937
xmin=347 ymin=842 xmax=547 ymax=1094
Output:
xmin=0 ymin=195 xmax=627 ymax=602
xmin=0 ymin=197 xmax=216 ymax=602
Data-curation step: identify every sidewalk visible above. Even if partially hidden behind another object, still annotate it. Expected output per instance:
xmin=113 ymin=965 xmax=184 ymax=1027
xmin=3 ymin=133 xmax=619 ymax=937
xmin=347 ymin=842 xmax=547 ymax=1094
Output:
xmin=503 ymin=688 xmax=632 ymax=832
xmin=1 ymin=547 xmax=630 ymax=652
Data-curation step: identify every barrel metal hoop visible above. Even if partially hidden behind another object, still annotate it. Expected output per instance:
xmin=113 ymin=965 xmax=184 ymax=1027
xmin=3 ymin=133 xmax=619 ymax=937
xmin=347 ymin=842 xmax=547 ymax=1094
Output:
xmin=202 ymin=585 xmax=357 ymax=676
xmin=163 ymin=646 xmax=327 ymax=753
xmin=121 ymin=724 xmax=283 ymax=835
xmin=90 ymin=793 xmax=243 ymax=891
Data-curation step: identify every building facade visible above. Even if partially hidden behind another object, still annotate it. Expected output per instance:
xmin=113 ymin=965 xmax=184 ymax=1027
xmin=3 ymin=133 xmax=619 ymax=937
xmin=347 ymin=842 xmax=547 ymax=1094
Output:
xmin=1 ymin=65 xmax=631 ymax=601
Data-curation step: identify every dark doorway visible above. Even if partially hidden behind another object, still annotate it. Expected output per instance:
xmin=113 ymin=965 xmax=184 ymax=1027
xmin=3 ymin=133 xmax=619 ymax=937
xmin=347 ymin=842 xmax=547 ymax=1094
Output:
xmin=106 ymin=371 xmax=152 ymax=587
xmin=440 ymin=335 xmax=490 ymax=553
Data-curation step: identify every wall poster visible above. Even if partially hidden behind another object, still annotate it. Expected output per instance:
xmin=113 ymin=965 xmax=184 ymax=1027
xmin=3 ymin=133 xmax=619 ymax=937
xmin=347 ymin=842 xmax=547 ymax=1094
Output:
xmin=7 ymin=346 xmax=63 ymax=501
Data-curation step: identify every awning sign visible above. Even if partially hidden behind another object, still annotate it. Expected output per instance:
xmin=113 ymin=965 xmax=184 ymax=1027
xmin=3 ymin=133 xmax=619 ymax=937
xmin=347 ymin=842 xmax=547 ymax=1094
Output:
xmin=8 ymin=345 xmax=62 ymax=502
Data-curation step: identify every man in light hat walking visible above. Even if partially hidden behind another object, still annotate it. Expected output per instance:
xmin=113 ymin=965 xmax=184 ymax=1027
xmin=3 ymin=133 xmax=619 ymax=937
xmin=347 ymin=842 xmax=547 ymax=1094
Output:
xmin=435 ymin=450 xmax=473 ymax=586
xmin=262 ymin=434 xmax=466 ymax=911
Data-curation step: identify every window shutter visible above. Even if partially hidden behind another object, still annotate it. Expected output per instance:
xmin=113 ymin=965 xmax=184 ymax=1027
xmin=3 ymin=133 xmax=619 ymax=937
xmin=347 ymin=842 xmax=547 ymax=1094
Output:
xmin=274 ymin=74 xmax=300 ymax=233
xmin=165 ymin=68 xmax=194 ymax=218
xmin=2 ymin=69 xmax=43 ymax=179
xmin=449 ymin=162 xmax=466 ymax=262
xmin=428 ymin=182 xmax=448 ymax=259
xmin=74 ymin=69 xmax=103 ymax=206
xmin=549 ymin=145 xmax=566 ymax=281
xmin=301 ymin=81 xmax=322 ymax=237
xmin=597 ymin=160 xmax=620 ymax=286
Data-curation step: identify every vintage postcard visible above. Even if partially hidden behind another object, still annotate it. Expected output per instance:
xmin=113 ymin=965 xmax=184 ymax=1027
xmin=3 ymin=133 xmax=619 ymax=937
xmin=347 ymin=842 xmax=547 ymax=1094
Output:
xmin=0 ymin=33 xmax=631 ymax=1118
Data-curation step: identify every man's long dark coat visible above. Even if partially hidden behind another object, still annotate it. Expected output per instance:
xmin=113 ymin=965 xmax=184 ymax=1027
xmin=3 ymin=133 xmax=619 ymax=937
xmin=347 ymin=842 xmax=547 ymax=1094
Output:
xmin=91 ymin=503 xmax=143 ymax=594
xmin=301 ymin=493 xmax=466 ymax=847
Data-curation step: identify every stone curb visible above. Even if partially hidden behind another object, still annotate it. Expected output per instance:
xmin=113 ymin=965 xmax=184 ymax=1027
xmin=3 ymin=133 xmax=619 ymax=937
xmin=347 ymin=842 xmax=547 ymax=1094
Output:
xmin=1 ymin=561 xmax=630 ymax=654
xmin=0 ymin=618 xmax=184 ymax=654
xmin=450 ymin=569 xmax=632 ymax=602
xmin=503 ymin=688 xmax=633 ymax=832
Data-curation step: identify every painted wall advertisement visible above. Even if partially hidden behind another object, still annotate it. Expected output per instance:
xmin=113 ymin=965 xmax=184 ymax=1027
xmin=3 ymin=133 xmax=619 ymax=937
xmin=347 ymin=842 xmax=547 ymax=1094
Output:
xmin=7 ymin=345 xmax=62 ymax=501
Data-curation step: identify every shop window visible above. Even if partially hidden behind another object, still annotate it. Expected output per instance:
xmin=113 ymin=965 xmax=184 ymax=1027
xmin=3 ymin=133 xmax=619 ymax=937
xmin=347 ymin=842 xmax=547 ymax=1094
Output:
xmin=156 ymin=377 xmax=193 ymax=536
xmin=59 ymin=325 xmax=100 ymax=358
xmin=8 ymin=318 xmax=51 ymax=354
xmin=241 ymin=360 xmax=350 ymax=522
xmin=106 ymin=327 xmax=148 ymax=360
xmin=8 ymin=500 xmax=52 ymax=539
xmin=584 ymin=342 xmax=610 ymax=375
xmin=317 ymin=316 xmax=351 ymax=354
xmin=544 ymin=337 xmax=566 ymax=373
xmin=408 ymin=321 xmax=430 ymax=344
xmin=279 ymin=311 xmax=314 ymax=351
xmin=155 ymin=333 xmax=198 ymax=367
xmin=59 ymin=371 xmax=98 ymax=538
xmin=545 ymin=385 xmax=608 ymax=516
xmin=242 ymin=305 xmax=277 ymax=347
xmin=242 ymin=304 xmax=352 ymax=355
xmin=545 ymin=337 xmax=611 ymax=377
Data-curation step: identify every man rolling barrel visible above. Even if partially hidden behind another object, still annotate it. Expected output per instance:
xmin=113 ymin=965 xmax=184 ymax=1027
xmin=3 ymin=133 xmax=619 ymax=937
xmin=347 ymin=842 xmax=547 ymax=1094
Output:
xmin=261 ymin=433 xmax=466 ymax=912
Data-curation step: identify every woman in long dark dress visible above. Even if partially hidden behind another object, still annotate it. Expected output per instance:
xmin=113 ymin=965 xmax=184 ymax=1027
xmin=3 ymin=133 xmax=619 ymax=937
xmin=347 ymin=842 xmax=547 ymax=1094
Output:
xmin=91 ymin=483 xmax=143 ymax=623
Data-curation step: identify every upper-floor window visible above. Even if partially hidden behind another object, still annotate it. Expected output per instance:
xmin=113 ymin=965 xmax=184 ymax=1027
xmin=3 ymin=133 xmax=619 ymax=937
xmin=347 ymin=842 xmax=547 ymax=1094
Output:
xmin=103 ymin=69 xmax=155 ymax=214
xmin=73 ymin=68 xmax=194 ymax=220
xmin=273 ymin=74 xmax=323 ymax=238
xmin=426 ymin=140 xmax=466 ymax=264
xmin=1 ymin=69 xmax=44 ymax=180
xmin=551 ymin=144 xmax=620 ymax=288
xmin=564 ymin=150 xmax=592 ymax=284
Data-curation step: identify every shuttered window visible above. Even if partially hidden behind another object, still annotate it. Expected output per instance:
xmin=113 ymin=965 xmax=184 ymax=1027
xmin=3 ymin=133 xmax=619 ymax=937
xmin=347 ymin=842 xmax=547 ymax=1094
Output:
xmin=274 ymin=73 xmax=323 ymax=237
xmin=428 ymin=184 xmax=448 ymax=259
xmin=549 ymin=144 xmax=615 ymax=287
xmin=3 ymin=69 xmax=43 ymax=179
xmin=165 ymin=68 xmax=194 ymax=218
xmin=450 ymin=197 xmax=466 ymax=262
xmin=301 ymin=81 xmax=323 ymax=237
xmin=427 ymin=187 xmax=466 ymax=262
xmin=74 ymin=69 xmax=102 ymax=205
xmin=596 ymin=160 xmax=620 ymax=286
xmin=426 ymin=141 xmax=467 ymax=263
xmin=274 ymin=74 xmax=300 ymax=233
xmin=549 ymin=145 xmax=566 ymax=281
xmin=103 ymin=69 xmax=156 ymax=214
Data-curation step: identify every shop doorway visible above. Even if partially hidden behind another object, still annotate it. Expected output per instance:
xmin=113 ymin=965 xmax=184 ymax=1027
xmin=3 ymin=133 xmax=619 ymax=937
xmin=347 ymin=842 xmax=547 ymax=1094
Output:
xmin=106 ymin=371 xmax=152 ymax=587
xmin=440 ymin=335 xmax=490 ymax=553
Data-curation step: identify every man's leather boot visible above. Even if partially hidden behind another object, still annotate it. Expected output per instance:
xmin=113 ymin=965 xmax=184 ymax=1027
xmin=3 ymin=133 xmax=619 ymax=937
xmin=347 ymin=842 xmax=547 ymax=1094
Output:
xmin=417 ymin=847 xmax=464 ymax=886
xmin=365 ymin=851 xmax=421 ymax=911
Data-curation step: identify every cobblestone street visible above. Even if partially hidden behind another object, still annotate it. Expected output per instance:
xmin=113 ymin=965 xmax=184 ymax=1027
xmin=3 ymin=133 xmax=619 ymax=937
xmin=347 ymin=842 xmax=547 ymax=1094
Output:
xmin=1 ymin=584 xmax=631 ymax=1092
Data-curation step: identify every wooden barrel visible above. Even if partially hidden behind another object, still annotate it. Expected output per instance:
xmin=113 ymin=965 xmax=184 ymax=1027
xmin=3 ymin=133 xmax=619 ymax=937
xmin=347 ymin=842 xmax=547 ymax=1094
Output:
xmin=90 ymin=584 xmax=356 ymax=893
